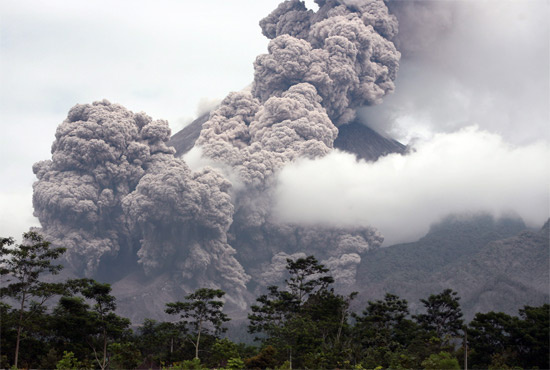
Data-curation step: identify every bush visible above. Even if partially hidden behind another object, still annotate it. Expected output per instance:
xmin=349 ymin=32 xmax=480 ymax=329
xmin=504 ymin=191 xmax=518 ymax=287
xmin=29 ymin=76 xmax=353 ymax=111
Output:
xmin=421 ymin=351 xmax=460 ymax=369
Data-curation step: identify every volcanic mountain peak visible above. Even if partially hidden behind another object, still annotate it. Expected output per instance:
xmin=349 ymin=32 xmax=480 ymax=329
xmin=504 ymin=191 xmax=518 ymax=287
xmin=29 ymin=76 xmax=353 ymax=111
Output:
xmin=168 ymin=112 xmax=406 ymax=162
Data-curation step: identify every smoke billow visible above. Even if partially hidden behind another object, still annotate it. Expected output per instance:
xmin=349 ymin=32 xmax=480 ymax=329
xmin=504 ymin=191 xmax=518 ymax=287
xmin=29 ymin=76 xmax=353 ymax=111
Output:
xmin=363 ymin=0 xmax=549 ymax=145
xmin=32 ymin=100 xmax=250 ymax=301
xmin=192 ymin=0 xmax=399 ymax=287
xmin=31 ymin=0 xmax=547 ymax=313
xmin=254 ymin=0 xmax=399 ymax=125
xmin=31 ymin=0 xmax=432 ymax=306
xmin=33 ymin=100 xmax=174 ymax=275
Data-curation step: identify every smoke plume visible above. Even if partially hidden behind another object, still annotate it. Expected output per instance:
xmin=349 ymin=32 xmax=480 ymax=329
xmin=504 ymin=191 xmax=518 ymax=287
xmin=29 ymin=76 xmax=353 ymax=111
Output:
xmin=32 ymin=100 xmax=250 ymax=301
xmin=193 ymin=0 xmax=398 ymax=287
xmin=33 ymin=0 xmax=401 ymax=304
xmin=33 ymin=100 xmax=174 ymax=275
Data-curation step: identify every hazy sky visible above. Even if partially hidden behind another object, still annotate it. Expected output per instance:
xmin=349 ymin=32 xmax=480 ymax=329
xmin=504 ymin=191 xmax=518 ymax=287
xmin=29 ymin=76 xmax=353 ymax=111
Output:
xmin=1 ymin=0 xmax=549 ymax=244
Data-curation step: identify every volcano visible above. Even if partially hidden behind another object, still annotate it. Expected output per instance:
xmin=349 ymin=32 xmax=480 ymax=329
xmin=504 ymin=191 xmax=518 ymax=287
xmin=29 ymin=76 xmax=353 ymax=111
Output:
xmin=169 ymin=112 xmax=406 ymax=162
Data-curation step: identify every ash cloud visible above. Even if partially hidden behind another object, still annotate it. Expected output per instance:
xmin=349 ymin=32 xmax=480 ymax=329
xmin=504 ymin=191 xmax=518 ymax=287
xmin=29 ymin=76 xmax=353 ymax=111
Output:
xmin=31 ymin=0 xmax=547 ymax=310
xmin=32 ymin=100 xmax=249 ymax=300
xmin=33 ymin=100 xmax=174 ymax=275
xmin=253 ymin=0 xmax=400 ymax=125
xmin=193 ymin=0 xmax=399 ymax=286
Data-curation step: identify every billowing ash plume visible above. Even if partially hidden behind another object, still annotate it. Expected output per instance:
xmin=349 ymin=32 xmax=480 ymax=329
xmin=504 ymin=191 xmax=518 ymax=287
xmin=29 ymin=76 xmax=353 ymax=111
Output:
xmin=33 ymin=100 xmax=249 ymax=300
xmin=33 ymin=0 xmax=400 ymax=309
xmin=194 ymin=0 xmax=397 ymax=287
xmin=33 ymin=100 xmax=174 ymax=275
xmin=254 ymin=0 xmax=399 ymax=125
xmin=122 ymin=158 xmax=250 ymax=296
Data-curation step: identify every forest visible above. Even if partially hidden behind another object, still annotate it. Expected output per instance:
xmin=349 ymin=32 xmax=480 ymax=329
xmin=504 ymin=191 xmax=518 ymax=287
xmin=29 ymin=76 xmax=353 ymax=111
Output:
xmin=1 ymin=232 xmax=548 ymax=369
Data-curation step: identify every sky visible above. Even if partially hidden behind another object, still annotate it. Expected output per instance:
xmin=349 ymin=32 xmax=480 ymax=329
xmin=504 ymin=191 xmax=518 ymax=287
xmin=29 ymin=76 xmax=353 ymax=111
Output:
xmin=1 ymin=0 xmax=549 ymax=245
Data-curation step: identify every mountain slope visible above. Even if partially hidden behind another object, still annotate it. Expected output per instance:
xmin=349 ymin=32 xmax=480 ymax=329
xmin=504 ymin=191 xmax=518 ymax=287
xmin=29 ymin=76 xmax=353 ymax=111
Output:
xmin=353 ymin=215 xmax=549 ymax=319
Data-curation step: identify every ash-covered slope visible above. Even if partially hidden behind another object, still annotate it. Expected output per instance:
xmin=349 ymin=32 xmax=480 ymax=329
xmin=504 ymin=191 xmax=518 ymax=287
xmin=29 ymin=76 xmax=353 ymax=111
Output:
xmin=168 ymin=113 xmax=406 ymax=162
xmin=333 ymin=119 xmax=405 ymax=160
xmin=353 ymin=215 xmax=549 ymax=320
xmin=168 ymin=112 xmax=210 ymax=156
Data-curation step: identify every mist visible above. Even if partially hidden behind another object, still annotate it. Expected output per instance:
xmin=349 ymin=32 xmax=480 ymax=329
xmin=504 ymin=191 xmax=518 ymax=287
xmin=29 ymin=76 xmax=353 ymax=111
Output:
xmin=362 ymin=0 xmax=549 ymax=145
xmin=273 ymin=126 xmax=549 ymax=245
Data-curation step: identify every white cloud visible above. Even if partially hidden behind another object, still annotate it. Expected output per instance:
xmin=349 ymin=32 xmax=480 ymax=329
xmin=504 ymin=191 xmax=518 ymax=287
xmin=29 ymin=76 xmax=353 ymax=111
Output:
xmin=273 ymin=127 xmax=550 ymax=245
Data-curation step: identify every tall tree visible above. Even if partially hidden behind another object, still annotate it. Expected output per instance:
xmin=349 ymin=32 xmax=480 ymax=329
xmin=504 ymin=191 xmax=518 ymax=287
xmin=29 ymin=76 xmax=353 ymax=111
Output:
xmin=54 ymin=279 xmax=130 ymax=370
xmin=353 ymin=293 xmax=414 ymax=348
xmin=248 ymin=256 xmax=354 ymax=368
xmin=0 ymin=232 xmax=66 ymax=368
xmin=286 ymin=256 xmax=334 ymax=304
xmin=468 ymin=311 xmax=520 ymax=368
xmin=414 ymin=289 xmax=464 ymax=347
xmin=165 ymin=288 xmax=229 ymax=360
xmin=516 ymin=304 xmax=549 ymax=369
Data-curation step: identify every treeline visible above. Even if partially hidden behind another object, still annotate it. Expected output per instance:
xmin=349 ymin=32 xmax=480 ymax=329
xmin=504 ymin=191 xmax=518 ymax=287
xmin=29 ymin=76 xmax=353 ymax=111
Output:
xmin=1 ymin=232 xmax=548 ymax=369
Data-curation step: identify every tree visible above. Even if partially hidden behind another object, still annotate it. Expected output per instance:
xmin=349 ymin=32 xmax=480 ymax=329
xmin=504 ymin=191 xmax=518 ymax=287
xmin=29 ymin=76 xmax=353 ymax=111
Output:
xmin=352 ymin=293 xmax=421 ymax=367
xmin=414 ymin=289 xmax=464 ymax=347
xmin=248 ymin=256 xmax=354 ymax=368
xmin=286 ymin=255 xmax=334 ymax=304
xmin=516 ymin=304 xmax=549 ymax=369
xmin=52 ymin=279 xmax=130 ymax=370
xmin=0 ymin=231 xmax=66 ymax=368
xmin=421 ymin=351 xmax=460 ymax=369
xmin=166 ymin=288 xmax=229 ymax=360
xmin=248 ymin=256 xmax=335 ymax=340
xmin=354 ymin=293 xmax=412 ymax=348
xmin=468 ymin=311 xmax=520 ymax=368
xmin=136 ymin=319 xmax=183 ymax=366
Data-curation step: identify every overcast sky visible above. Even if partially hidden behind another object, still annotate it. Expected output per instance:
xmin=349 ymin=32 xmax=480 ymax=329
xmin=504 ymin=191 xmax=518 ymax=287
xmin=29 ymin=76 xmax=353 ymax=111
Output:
xmin=1 ymin=0 xmax=549 ymax=244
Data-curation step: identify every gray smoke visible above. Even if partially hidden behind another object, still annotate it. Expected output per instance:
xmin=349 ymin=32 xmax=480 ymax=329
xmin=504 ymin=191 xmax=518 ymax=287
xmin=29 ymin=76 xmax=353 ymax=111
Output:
xmin=33 ymin=100 xmax=174 ymax=275
xmin=254 ymin=0 xmax=399 ymax=125
xmin=122 ymin=158 xmax=250 ymax=297
xmin=193 ymin=0 xmax=398 ymax=286
xmin=32 ymin=100 xmax=250 ymax=300
xmin=33 ymin=0 xmax=401 ymax=305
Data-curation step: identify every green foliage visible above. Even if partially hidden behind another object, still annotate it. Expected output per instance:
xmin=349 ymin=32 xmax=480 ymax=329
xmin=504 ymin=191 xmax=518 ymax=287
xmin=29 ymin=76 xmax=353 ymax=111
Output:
xmin=248 ymin=256 xmax=355 ymax=368
xmin=0 ymin=232 xmax=66 ymax=368
xmin=468 ymin=311 xmax=519 ymax=368
xmin=286 ymin=255 xmax=335 ymax=304
xmin=353 ymin=293 xmax=416 ymax=350
xmin=276 ymin=360 xmax=292 ymax=369
xmin=136 ymin=318 xmax=184 ymax=366
xmin=421 ymin=351 xmax=460 ymax=369
xmin=516 ymin=303 xmax=549 ymax=369
xmin=414 ymin=289 xmax=464 ymax=347
xmin=166 ymin=288 xmax=230 ymax=360
xmin=167 ymin=358 xmax=208 ymax=369
xmin=208 ymin=338 xmax=241 ymax=367
xmin=225 ymin=357 xmax=246 ymax=369
xmin=51 ymin=279 xmax=131 ymax=369
xmin=56 ymin=351 xmax=85 ymax=370
xmin=0 ymin=235 xmax=547 ymax=370
xmin=108 ymin=342 xmax=141 ymax=369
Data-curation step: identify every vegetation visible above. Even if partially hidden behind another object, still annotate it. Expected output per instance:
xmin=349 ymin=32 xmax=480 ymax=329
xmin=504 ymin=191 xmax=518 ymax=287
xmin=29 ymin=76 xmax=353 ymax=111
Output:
xmin=1 ymin=231 xmax=548 ymax=369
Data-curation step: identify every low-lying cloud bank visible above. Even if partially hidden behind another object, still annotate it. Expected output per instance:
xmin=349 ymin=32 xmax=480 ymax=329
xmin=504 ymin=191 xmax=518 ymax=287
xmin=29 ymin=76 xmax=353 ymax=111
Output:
xmin=273 ymin=126 xmax=549 ymax=245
